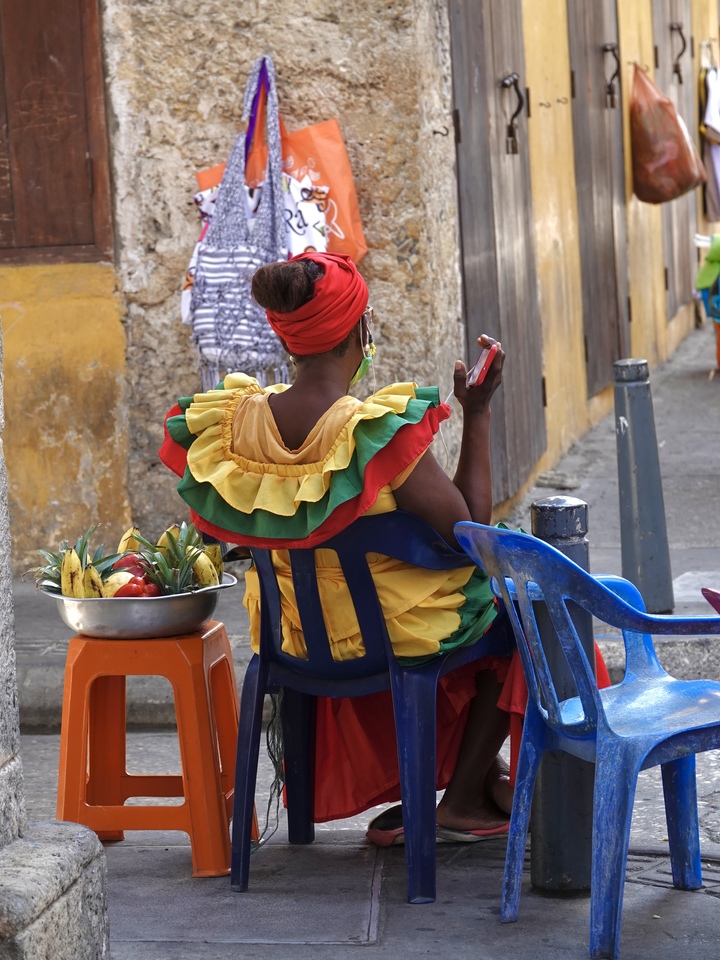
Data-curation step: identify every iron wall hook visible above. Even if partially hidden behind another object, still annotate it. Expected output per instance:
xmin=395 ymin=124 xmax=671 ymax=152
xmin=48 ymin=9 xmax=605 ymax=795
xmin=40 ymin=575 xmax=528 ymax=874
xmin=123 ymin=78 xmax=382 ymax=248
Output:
xmin=602 ymin=42 xmax=620 ymax=107
xmin=670 ymin=22 xmax=687 ymax=84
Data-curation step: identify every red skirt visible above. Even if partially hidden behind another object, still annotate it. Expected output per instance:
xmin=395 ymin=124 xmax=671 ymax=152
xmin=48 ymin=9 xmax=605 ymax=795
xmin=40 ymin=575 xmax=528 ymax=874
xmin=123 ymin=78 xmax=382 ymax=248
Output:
xmin=310 ymin=647 xmax=611 ymax=823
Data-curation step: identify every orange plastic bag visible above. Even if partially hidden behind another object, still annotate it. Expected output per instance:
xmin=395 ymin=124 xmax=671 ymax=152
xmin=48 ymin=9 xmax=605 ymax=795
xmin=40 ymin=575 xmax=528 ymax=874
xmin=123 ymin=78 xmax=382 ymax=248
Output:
xmin=630 ymin=64 xmax=706 ymax=204
xmin=202 ymin=85 xmax=367 ymax=263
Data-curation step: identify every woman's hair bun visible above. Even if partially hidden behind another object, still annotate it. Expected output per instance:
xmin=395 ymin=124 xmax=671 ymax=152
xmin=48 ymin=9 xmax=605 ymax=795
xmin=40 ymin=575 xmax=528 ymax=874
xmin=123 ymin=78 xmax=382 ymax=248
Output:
xmin=251 ymin=259 xmax=322 ymax=313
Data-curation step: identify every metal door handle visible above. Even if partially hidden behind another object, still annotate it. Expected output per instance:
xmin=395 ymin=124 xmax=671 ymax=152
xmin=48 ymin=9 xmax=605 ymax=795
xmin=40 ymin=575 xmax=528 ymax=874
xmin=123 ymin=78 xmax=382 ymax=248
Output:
xmin=500 ymin=72 xmax=525 ymax=154
xmin=670 ymin=22 xmax=687 ymax=83
xmin=602 ymin=42 xmax=620 ymax=107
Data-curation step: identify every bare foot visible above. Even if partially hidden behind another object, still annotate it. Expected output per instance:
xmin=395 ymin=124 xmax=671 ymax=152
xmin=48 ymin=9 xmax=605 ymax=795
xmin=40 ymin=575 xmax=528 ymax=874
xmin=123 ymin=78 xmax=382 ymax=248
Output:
xmin=484 ymin=755 xmax=513 ymax=815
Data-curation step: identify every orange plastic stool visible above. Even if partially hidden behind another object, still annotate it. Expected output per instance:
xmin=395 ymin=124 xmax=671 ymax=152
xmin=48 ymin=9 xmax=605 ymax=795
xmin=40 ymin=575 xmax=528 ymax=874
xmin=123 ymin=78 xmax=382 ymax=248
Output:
xmin=57 ymin=620 xmax=257 ymax=877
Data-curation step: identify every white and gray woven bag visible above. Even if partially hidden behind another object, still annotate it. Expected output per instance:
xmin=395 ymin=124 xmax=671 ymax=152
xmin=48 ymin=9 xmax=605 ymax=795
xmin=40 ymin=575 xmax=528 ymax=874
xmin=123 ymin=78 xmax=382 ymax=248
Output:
xmin=189 ymin=55 xmax=287 ymax=390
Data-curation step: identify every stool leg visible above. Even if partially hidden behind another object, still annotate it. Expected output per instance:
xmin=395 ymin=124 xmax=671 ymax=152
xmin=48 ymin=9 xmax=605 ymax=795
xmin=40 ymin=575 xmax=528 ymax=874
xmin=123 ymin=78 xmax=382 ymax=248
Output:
xmin=209 ymin=657 xmax=239 ymax=802
xmin=57 ymin=641 xmax=93 ymax=827
xmin=173 ymin=656 xmax=232 ymax=877
xmin=86 ymin=675 xmax=126 ymax=842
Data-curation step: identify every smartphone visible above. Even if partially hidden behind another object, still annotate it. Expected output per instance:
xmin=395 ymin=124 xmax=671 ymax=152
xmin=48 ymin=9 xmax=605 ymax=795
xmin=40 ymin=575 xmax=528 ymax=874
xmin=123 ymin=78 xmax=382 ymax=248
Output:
xmin=466 ymin=343 xmax=499 ymax=387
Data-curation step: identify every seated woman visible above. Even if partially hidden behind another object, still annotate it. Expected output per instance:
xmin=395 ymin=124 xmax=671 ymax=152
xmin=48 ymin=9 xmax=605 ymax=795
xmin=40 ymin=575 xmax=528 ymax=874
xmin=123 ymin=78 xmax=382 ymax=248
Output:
xmin=160 ymin=252 xmax=597 ymax=844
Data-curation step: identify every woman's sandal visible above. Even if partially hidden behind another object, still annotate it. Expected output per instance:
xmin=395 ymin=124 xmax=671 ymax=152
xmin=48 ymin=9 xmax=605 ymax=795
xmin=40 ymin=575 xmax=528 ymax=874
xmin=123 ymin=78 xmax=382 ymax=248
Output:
xmin=366 ymin=805 xmax=407 ymax=846
xmin=435 ymin=821 xmax=510 ymax=842
xmin=366 ymin=805 xmax=510 ymax=846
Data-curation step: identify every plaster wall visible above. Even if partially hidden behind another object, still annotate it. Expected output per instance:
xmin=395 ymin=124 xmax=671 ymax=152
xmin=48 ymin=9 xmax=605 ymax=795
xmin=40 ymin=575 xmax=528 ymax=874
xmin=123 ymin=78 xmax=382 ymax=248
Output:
xmin=0 ymin=265 xmax=130 ymax=571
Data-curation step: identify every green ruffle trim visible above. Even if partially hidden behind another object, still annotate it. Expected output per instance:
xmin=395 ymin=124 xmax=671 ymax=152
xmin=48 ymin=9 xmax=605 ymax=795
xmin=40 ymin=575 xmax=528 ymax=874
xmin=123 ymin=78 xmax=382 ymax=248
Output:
xmin=395 ymin=568 xmax=497 ymax=667
xmin=174 ymin=386 xmax=442 ymax=541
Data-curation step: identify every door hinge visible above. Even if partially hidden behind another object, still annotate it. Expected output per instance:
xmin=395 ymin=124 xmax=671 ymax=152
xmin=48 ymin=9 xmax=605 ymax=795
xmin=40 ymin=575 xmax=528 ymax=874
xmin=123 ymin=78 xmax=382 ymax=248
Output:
xmin=691 ymin=35 xmax=695 ymax=59
xmin=570 ymin=70 xmax=576 ymax=99
xmin=627 ymin=295 xmax=632 ymax=323
xmin=85 ymin=154 xmax=94 ymax=196
xmin=453 ymin=108 xmax=461 ymax=144
xmin=664 ymin=267 xmax=669 ymax=290
xmin=526 ymin=87 xmax=531 ymax=118
xmin=584 ymin=335 xmax=589 ymax=364
xmin=654 ymin=45 xmax=659 ymax=69
xmin=541 ymin=376 xmax=547 ymax=408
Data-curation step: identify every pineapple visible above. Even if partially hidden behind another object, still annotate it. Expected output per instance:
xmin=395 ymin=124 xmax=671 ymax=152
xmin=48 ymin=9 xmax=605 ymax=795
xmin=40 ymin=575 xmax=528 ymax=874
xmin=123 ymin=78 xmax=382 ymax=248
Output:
xmin=28 ymin=524 xmax=122 ymax=595
xmin=136 ymin=522 xmax=206 ymax=595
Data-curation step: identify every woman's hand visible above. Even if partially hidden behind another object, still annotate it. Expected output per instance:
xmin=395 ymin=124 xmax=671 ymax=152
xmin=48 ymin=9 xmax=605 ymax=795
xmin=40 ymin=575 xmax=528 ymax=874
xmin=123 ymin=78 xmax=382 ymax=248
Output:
xmin=453 ymin=335 xmax=504 ymax=413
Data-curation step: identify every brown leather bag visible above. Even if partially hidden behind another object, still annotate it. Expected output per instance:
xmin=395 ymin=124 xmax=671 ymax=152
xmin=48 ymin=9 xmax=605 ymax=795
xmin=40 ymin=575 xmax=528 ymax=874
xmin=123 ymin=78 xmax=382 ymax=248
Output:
xmin=630 ymin=64 xmax=706 ymax=203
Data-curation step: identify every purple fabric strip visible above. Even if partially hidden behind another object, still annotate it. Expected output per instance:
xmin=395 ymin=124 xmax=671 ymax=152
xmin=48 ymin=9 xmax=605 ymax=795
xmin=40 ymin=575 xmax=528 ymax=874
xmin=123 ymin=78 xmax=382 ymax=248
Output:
xmin=245 ymin=59 xmax=269 ymax=163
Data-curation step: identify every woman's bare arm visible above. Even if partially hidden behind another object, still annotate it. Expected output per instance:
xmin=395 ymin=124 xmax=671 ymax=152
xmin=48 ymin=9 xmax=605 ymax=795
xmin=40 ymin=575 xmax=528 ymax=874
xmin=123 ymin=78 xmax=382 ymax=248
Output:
xmin=393 ymin=336 xmax=504 ymax=546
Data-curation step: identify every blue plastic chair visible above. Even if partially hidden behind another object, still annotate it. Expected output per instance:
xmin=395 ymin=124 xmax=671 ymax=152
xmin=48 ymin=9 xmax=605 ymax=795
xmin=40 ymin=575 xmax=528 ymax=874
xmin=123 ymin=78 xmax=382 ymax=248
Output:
xmin=230 ymin=511 xmax=516 ymax=904
xmin=454 ymin=522 xmax=720 ymax=960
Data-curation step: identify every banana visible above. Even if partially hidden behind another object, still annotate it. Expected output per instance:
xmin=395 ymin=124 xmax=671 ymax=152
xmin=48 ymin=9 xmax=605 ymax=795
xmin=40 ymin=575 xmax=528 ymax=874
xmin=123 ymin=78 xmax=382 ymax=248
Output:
xmin=156 ymin=524 xmax=181 ymax=555
xmin=103 ymin=571 xmax=135 ymax=597
xmin=83 ymin=564 xmax=104 ymax=598
xmin=192 ymin=551 xmax=220 ymax=587
xmin=204 ymin=543 xmax=224 ymax=577
xmin=117 ymin=525 xmax=142 ymax=554
xmin=60 ymin=549 xmax=85 ymax=598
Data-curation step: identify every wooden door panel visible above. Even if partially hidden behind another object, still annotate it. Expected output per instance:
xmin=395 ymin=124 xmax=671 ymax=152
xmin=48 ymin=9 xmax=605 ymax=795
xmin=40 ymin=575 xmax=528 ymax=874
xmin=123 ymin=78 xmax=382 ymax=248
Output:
xmin=0 ymin=25 xmax=13 ymax=248
xmin=449 ymin=0 xmax=546 ymax=502
xmin=2 ymin=0 xmax=94 ymax=247
xmin=567 ymin=0 xmax=629 ymax=397
xmin=652 ymin=0 xmax=696 ymax=319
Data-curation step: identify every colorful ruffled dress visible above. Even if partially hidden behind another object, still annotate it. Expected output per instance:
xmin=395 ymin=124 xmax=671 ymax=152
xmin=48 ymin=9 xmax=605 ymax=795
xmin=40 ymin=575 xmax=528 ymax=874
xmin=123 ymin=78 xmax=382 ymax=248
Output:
xmin=160 ymin=374 xmax=517 ymax=821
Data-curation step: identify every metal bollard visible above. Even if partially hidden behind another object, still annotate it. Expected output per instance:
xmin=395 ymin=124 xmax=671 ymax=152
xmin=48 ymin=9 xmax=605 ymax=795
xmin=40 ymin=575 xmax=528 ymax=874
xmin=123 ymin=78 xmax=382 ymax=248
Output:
xmin=530 ymin=497 xmax=595 ymax=893
xmin=613 ymin=359 xmax=673 ymax=614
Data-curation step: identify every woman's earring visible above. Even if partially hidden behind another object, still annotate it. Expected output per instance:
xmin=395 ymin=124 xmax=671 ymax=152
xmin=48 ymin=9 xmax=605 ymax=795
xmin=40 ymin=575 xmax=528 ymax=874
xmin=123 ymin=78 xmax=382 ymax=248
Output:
xmin=364 ymin=331 xmax=375 ymax=359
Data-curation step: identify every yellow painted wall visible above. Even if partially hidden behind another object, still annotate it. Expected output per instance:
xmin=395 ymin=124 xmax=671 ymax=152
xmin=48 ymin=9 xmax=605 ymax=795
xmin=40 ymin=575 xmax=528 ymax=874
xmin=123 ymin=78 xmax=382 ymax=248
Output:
xmin=0 ymin=264 xmax=131 ymax=573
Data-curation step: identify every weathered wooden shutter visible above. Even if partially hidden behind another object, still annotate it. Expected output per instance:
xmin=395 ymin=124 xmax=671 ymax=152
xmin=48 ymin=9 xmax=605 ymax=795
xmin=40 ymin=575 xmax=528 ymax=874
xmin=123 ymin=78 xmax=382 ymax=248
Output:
xmin=0 ymin=0 xmax=112 ymax=261
xmin=652 ymin=0 xmax=697 ymax=320
xmin=448 ymin=0 xmax=546 ymax=502
xmin=567 ymin=0 xmax=630 ymax=397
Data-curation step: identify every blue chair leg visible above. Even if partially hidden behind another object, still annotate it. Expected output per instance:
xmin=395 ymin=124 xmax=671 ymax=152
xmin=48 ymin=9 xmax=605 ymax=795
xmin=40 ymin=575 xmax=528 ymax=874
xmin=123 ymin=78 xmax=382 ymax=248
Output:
xmin=390 ymin=668 xmax=439 ymax=904
xmin=231 ymin=655 xmax=266 ymax=891
xmin=501 ymin=703 xmax=543 ymax=923
xmin=281 ymin=688 xmax=316 ymax=845
xmin=589 ymin=744 xmax=642 ymax=960
xmin=661 ymin=755 xmax=702 ymax=890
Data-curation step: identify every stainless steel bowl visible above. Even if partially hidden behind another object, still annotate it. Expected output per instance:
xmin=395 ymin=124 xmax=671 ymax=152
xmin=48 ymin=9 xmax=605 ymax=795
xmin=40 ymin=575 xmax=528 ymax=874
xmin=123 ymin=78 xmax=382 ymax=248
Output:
xmin=42 ymin=574 xmax=238 ymax=639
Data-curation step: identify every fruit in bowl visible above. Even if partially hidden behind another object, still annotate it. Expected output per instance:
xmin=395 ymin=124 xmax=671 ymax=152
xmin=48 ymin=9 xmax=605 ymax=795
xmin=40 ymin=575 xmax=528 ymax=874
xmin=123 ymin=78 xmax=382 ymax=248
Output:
xmin=29 ymin=522 xmax=226 ymax=598
xmin=29 ymin=523 xmax=236 ymax=639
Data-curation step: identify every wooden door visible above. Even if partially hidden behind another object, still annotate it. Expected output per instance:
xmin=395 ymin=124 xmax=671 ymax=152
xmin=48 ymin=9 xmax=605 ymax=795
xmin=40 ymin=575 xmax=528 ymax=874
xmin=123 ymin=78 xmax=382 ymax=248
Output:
xmin=652 ymin=0 xmax=697 ymax=320
xmin=448 ymin=0 xmax=546 ymax=502
xmin=567 ymin=0 xmax=630 ymax=397
xmin=0 ymin=0 xmax=112 ymax=261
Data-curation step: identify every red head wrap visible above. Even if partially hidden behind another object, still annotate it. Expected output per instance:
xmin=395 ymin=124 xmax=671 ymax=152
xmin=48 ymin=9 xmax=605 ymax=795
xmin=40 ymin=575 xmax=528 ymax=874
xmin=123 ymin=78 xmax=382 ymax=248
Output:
xmin=264 ymin=252 xmax=369 ymax=356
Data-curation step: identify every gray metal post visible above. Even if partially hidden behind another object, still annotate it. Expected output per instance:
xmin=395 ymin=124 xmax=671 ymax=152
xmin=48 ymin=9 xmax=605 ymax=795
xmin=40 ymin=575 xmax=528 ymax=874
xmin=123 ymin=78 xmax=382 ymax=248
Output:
xmin=530 ymin=496 xmax=595 ymax=893
xmin=613 ymin=359 xmax=673 ymax=613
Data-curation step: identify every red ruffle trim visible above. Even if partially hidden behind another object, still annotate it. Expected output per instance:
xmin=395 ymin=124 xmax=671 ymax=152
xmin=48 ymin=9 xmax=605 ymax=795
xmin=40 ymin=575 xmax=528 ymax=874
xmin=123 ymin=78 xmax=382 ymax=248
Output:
xmin=158 ymin=403 xmax=187 ymax=478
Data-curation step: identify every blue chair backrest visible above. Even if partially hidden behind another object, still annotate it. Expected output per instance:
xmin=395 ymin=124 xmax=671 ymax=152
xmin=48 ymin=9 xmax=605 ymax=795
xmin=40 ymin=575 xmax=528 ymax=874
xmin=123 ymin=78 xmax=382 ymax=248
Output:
xmin=250 ymin=511 xmax=475 ymax=683
xmin=454 ymin=523 xmax=680 ymax=739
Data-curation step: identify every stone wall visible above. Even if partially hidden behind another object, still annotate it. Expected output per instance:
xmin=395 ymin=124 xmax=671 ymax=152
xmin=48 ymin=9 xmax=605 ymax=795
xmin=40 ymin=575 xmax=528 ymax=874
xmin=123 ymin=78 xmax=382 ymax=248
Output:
xmin=101 ymin=0 xmax=464 ymax=533
xmin=0 ymin=333 xmax=24 ymax=845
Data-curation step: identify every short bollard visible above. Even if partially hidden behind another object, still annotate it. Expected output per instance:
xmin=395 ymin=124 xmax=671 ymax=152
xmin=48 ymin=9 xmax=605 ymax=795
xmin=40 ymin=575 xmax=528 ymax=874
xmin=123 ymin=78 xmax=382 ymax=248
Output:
xmin=530 ymin=497 xmax=595 ymax=893
xmin=613 ymin=359 xmax=673 ymax=613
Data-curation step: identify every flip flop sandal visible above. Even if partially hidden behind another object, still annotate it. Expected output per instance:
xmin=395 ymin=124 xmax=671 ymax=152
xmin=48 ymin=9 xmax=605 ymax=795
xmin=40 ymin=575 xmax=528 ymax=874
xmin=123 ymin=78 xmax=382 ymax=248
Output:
xmin=436 ymin=821 xmax=510 ymax=843
xmin=366 ymin=805 xmax=408 ymax=847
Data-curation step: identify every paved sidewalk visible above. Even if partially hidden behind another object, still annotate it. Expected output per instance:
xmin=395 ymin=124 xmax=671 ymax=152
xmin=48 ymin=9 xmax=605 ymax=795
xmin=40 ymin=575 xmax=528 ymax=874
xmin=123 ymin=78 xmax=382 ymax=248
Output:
xmin=12 ymin=320 xmax=720 ymax=958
